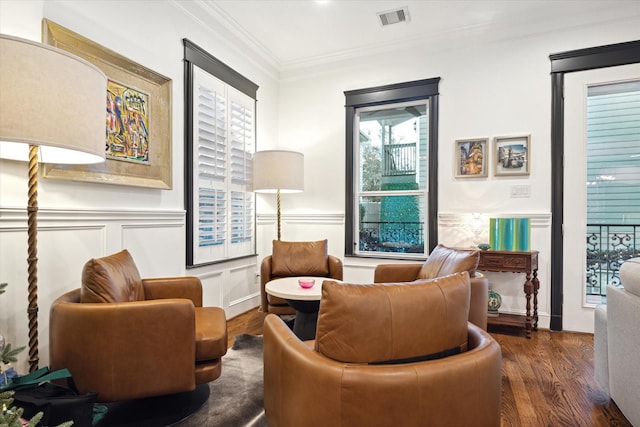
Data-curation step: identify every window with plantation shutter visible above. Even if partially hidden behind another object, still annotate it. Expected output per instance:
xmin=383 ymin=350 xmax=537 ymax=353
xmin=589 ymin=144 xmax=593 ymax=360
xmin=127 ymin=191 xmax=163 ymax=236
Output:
xmin=184 ymin=39 xmax=258 ymax=267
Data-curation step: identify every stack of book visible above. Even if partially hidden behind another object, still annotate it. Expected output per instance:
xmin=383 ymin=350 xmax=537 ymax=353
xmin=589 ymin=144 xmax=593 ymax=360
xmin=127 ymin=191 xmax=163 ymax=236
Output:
xmin=489 ymin=217 xmax=530 ymax=251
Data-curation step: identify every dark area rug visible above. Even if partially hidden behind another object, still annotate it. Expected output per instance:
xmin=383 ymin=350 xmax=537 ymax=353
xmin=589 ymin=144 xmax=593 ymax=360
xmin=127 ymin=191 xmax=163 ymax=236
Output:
xmin=96 ymin=384 xmax=210 ymax=427
xmin=97 ymin=334 xmax=266 ymax=427
xmin=177 ymin=334 xmax=267 ymax=427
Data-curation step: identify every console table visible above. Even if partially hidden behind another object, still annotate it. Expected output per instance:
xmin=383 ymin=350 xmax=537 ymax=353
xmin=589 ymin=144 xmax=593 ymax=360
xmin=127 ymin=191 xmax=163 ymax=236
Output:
xmin=478 ymin=250 xmax=539 ymax=338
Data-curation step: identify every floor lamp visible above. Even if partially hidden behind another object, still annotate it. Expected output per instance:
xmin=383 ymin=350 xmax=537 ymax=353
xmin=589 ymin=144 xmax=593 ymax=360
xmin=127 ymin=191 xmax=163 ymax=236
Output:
xmin=0 ymin=35 xmax=107 ymax=372
xmin=253 ymin=150 xmax=304 ymax=240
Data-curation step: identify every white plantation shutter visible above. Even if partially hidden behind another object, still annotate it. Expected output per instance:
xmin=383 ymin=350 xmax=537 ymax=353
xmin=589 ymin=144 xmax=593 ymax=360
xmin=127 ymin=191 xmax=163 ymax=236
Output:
xmin=191 ymin=66 xmax=255 ymax=264
xmin=228 ymin=90 xmax=254 ymax=258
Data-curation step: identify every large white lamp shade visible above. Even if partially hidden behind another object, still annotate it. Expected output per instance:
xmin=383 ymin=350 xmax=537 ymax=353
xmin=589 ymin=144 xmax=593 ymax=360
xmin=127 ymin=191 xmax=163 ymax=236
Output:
xmin=0 ymin=34 xmax=107 ymax=372
xmin=0 ymin=34 xmax=106 ymax=163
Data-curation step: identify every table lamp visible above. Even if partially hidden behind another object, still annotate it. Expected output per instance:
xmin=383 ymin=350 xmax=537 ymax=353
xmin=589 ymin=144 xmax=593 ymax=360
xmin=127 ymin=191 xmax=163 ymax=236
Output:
xmin=253 ymin=150 xmax=304 ymax=240
xmin=0 ymin=34 xmax=107 ymax=372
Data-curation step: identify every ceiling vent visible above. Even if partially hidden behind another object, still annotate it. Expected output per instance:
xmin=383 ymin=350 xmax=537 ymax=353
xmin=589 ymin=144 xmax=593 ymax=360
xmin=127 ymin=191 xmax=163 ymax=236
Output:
xmin=377 ymin=6 xmax=410 ymax=26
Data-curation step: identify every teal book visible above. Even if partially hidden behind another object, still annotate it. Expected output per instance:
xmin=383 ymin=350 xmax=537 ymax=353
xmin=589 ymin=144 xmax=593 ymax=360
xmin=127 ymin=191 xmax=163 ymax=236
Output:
xmin=489 ymin=218 xmax=499 ymax=250
xmin=500 ymin=218 xmax=515 ymax=251
xmin=515 ymin=218 xmax=531 ymax=251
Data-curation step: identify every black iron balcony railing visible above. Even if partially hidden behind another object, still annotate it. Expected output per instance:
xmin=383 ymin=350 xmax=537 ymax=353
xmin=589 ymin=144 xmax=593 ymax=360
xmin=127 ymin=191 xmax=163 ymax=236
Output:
xmin=586 ymin=223 xmax=639 ymax=297
xmin=359 ymin=221 xmax=424 ymax=254
xmin=383 ymin=143 xmax=416 ymax=176
xmin=359 ymin=221 xmax=637 ymax=294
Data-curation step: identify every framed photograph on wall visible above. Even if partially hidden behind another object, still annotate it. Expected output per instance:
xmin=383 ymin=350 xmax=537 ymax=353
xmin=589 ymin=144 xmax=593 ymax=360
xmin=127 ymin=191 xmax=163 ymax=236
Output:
xmin=455 ymin=138 xmax=488 ymax=178
xmin=494 ymin=134 xmax=530 ymax=176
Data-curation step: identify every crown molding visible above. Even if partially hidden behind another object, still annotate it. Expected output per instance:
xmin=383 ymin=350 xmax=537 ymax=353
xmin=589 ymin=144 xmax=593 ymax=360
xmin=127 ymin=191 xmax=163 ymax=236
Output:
xmin=168 ymin=0 xmax=280 ymax=80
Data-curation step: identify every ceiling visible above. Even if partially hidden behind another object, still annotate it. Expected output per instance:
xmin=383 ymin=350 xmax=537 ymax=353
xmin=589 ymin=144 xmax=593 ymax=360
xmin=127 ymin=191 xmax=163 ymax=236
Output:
xmin=181 ymin=1 xmax=640 ymax=71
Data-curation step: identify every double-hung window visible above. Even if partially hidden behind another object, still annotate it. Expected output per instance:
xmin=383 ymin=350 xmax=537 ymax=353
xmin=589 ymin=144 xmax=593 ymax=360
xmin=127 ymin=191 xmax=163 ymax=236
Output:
xmin=345 ymin=79 xmax=440 ymax=258
xmin=184 ymin=39 xmax=258 ymax=267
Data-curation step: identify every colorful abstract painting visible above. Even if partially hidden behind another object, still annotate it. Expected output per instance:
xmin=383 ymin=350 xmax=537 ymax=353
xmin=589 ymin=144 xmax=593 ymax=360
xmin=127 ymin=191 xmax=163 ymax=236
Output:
xmin=106 ymin=79 xmax=150 ymax=163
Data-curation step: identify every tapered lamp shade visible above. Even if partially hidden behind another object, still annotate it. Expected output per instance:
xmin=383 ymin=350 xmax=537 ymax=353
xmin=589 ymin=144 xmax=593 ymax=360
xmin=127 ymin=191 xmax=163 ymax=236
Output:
xmin=0 ymin=34 xmax=107 ymax=164
xmin=253 ymin=150 xmax=304 ymax=240
xmin=0 ymin=34 xmax=107 ymax=373
xmin=253 ymin=150 xmax=304 ymax=193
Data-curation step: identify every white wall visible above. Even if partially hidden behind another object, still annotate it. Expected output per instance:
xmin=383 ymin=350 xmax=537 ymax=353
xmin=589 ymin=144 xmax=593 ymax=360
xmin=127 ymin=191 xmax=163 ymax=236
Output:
xmin=1 ymin=0 xmax=639 ymax=373
xmin=0 ymin=0 xmax=280 ymax=371
xmin=271 ymin=17 xmax=640 ymax=331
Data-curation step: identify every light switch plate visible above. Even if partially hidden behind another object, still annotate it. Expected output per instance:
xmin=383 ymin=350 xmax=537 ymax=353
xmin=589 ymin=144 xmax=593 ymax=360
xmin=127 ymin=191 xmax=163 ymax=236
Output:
xmin=510 ymin=185 xmax=530 ymax=198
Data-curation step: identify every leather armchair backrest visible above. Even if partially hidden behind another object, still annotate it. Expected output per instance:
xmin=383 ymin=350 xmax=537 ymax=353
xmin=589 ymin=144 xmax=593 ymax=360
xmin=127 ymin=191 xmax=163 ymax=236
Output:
xmin=315 ymin=272 xmax=470 ymax=363
xmin=271 ymin=239 xmax=329 ymax=277
xmin=80 ymin=249 xmax=145 ymax=303
xmin=417 ymin=244 xmax=479 ymax=279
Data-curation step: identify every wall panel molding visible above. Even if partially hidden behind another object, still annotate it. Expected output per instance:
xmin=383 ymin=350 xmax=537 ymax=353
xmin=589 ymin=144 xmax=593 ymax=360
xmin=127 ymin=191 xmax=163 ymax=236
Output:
xmin=0 ymin=207 xmax=185 ymax=225
xmin=257 ymin=212 xmax=344 ymax=225
xmin=438 ymin=212 xmax=552 ymax=228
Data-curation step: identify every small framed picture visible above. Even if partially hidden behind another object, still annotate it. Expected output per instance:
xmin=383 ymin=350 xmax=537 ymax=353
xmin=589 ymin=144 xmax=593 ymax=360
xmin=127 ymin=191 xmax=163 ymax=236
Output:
xmin=494 ymin=135 xmax=530 ymax=176
xmin=455 ymin=138 xmax=488 ymax=178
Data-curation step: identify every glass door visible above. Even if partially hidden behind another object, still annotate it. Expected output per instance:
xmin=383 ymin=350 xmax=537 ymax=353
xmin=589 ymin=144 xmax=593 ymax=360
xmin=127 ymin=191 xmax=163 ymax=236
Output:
xmin=563 ymin=64 xmax=640 ymax=332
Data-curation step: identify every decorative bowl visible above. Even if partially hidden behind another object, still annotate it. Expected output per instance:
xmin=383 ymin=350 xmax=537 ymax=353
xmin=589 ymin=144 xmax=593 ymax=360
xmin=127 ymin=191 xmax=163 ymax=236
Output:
xmin=298 ymin=279 xmax=316 ymax=289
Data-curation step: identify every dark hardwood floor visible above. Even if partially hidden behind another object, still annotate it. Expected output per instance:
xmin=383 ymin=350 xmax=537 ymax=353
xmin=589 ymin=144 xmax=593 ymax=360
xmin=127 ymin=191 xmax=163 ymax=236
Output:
xmin=227 ymin=308 xmax=631 ymax=427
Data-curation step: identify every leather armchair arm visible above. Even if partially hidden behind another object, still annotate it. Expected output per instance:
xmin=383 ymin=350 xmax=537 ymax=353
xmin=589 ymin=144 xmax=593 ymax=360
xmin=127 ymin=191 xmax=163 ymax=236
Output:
xmin=469 ymin=273 xmax=488 ymax=330
xmin=142 ymin=276 xmax=203 ymax=307
xmin=260 ymin=256 xmax=274 ymax=312
xmin=373 ymin=263 xmax=422 ymax=283
xmin=328 ymin=255 xmax=343 ymax=280
xmin=264 ymin=314 xmax=345 ymax=426
xmin=50 ymin=290 xmax=196 ymax=402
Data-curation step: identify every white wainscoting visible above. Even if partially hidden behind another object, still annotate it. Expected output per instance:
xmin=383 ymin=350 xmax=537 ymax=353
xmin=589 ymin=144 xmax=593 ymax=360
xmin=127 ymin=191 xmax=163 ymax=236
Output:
xmin=256 ymin=212 xmax=345 ymax=264
xmin=0 ymin=207 xmax=262 ymax=371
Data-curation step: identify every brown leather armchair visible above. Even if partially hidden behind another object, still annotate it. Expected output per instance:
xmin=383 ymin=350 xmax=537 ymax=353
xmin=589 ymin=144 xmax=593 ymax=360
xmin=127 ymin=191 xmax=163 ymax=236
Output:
xmin=260 ymin=239 xmax=343 ymax=315
xmin=374 ymin=244 xmax=489 ymax=330
xmin=49 ymin=249 xmax=228 ymax=402
xmin=264 ymin=273 xmax=502 ymax=427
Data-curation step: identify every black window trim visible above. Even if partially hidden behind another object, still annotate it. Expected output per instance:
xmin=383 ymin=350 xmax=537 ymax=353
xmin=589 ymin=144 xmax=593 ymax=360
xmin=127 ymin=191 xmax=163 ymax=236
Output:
xmin=344 ymin=78 xmax=440 ymax=258
xmin=183 ymin=38 xmax=259 ymax=268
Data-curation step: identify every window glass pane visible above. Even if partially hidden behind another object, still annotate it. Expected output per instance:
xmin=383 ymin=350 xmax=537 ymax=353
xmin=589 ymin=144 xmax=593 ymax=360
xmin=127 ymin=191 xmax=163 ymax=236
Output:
xmin=358 ymin=102 xmax=427 ymax=192
xmin=345 ymin=78 xmax=439 ymax=259
xmin=587 ymin=79 xmax=640 ymax=224
xmin=585 ymin=79 xmax=640 ymax=298
xmin=358 ymin=195 xmax=425 ymax=254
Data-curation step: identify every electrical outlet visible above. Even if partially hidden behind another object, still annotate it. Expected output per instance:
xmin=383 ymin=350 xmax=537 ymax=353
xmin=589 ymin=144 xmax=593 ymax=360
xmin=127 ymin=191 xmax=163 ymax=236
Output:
xmin=510 ymin=185 xmax=530 ymax=198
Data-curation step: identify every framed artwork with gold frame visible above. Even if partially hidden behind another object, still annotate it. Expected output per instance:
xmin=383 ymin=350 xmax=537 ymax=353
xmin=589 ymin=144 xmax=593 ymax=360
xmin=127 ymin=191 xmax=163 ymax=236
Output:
xmin=41 ymin=19 xmax=172 ymax=189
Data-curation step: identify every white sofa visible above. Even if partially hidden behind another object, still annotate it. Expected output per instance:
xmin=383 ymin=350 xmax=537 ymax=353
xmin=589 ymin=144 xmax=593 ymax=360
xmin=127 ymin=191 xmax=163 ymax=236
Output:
xmin=594 ymin=257 xmax=640 ymax=426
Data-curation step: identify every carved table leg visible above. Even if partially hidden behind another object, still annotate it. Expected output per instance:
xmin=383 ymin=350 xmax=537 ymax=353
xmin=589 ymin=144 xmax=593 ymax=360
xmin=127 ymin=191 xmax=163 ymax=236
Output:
xmin=533 ymin=269 xmax=540 ymax=330
xmin=524 ymin=271 xmax=533 ymax=339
